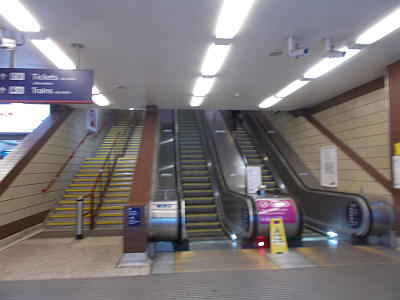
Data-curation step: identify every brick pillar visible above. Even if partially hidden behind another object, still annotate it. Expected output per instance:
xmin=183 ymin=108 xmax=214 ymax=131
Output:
xmin=387 ymin=60 xmax=400 ymax=235
xmin=124 ymin=109 xmax=158 ymax=253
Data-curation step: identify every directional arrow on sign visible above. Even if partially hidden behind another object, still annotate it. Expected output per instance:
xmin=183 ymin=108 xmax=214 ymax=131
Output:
xmin=0 ymin=87 xmax=7 ymax=94
xmin=0 ymin=73 xmax=7 ymax=80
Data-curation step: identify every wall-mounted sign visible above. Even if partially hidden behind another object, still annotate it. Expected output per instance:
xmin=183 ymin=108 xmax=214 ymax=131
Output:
xmin=87 ymin=108 xmax=97 ymax=132
xmin=256 ymin=198 xmax=297 ymax=224
xmin=320 ymin=146 xmax=338 ymax=187
xmin=0 ymin=68 xmax=93 ymax=104
xmin=126 ymin=207 xmax=141 ymax=227
xmin=346 ymin=201 xmax=362 ymax=229
xmin=246 ymin=166 xmax=262 ymax=194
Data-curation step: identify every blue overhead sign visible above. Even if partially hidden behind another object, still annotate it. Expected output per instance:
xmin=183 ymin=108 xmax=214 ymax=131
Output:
xmin=0 ymin=68 xmax=93 ymax=104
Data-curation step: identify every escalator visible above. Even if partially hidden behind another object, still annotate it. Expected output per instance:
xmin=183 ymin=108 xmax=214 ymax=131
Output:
xmin=235 ymin=110 xmax=395 ymax=242
xmin=233 ymin=123 xmax=280 ymax=194
xmin=177 ymin=110 xmax=225 ymax=239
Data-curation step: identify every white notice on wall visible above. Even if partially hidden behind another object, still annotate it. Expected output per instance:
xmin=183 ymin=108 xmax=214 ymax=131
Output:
xmin=392 ymin=156 xmax=400 ymax=189
xmin=247 ymin=166 xmax=262 ymax=194
xmin=87 ymin=108 xmax=97 ymax=132
xmin=320 ymin=146 xmax=338 ymax=187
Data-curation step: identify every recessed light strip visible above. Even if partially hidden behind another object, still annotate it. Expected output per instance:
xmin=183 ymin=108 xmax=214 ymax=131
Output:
xmin=259 ymin=96 xmax=281 ymax=109
xmin=0 ymin=0 xmax=40 ymax=32
xmin=304 ymin=48 xmax=361 ymax=79
xmin=31 ymin=38 xmax=76 ymax=70
xmin=201 ymin=43 xmax=231 ymax=76
xmin=356 ymin=7 xmax=400 ymax=45
xmin=275 ymin=79 xmax=310 ymax=98
xmin=215 ymin=0 xmax=256 ymax=39
xmin=192 ymin=77 xmax=215 ymax=97
xmin=190 ymin=96 xmax=204 ymax=107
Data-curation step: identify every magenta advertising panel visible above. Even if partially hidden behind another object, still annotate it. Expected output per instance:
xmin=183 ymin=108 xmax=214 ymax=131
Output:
xmin=256 ymin=198 xmax=297 ymax=224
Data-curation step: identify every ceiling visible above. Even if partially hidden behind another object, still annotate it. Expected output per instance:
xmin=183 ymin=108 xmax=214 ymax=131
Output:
xmin=1 ymin=0 xmax=400 ymax=111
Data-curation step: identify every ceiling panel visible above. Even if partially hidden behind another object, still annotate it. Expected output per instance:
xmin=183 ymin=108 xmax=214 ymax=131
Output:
xmin=0 ymin=0 xmax=400 ymax=110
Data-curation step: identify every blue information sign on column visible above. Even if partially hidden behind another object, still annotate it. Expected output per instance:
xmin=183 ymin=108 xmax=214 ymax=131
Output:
xmin=127 ymin=207 xmax=141 ymax=227
xmin=0 ymin=68 xmax=93 ymax=104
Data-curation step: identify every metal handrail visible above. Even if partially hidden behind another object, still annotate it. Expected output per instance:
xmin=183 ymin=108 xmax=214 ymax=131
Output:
xmin=42 ymin=118 xmax=111 ymax=193
xmin=82 ymin=132 xmax=121 ymax=229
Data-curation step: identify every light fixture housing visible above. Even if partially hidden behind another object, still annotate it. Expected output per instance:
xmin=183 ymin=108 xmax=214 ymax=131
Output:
xmin=190 ymin=96 xmax=204 ymax=107
xmin=215 ymin=0 xmax=255 ymax=39
xmin=0 ymin=0 xmax=40 ymax=32
xmin=303 ymin=48 xmax=360 ymax=79
xmin=259 ymin=96 xmax=281 ymax=109
xmin=275 ymin=79 xmax=310 ymax=98
xmin=92 ymin=94 xmax=110 ymax=106
xmin=31 ymin=38 xmax=76 ymax=69
xmin=201 ymin=44 xmax=231 ymax=76
xmin=192 ymin=77 xmax=215 ymax=97
xmin=356 ymin=7 xmax=400 ymax=45
xmin=92 ymin=86 xmax=100 ymax=95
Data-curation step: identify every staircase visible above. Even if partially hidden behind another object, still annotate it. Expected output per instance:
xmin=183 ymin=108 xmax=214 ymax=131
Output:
xmin=177 ymin=110 xmax=225 ymax=239
xmin=45 ymin=115 xmax=143 ymax=230
xmin=227 ymin=112 xmax=280 ymax=194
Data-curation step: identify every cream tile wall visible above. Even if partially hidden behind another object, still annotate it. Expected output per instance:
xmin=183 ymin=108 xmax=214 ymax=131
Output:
xmin=264 ymin=88 xmax=392 ymax=204
xmin=0 ymin=108 xmax=112 ymax=227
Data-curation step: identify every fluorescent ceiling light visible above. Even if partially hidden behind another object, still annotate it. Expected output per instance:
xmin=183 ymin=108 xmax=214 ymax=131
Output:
xmin=192 ymin=77 xmax=215 ymax=97
xmin=201 ymin=44 xmax=231 ymax=76
xmin=92 ymin=86 xmax=100 ymax=95
xmin=275 ymin=79 xmax=310 ymax=98
xmin=356 ymin=7 xmax=400 ymax=45
xmin=215 ymin=0 xmax=255 ymax=39
xmin=31 ymin=38 xmax=76 ymax=69
xmin=259 ymin=96 xmax=281 ymax=109
xmin=0 ymin=0 xmax=40 ymax=32
xmin=190 ymin=96 xmax=204 ymax=107
xmin=92 ymin=94 xmax=110 ymax=106
xmin=303 ymin=48 xmax=360 ymax=79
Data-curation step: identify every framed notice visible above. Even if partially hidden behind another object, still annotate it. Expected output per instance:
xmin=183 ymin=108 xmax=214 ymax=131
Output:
xmin=320 ymin=146 xmax=338 ymax=187
xmin=246 ymin=166 xmax=262 ymax=194
xmin=87 ymin=108 xmax=97 ymax=132
xmin=393 ymin=156 xmax=400 ymax=189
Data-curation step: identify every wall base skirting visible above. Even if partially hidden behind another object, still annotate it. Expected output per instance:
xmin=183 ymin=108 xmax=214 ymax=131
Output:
xmin=0 ymin=223 xmax=43 ymax=253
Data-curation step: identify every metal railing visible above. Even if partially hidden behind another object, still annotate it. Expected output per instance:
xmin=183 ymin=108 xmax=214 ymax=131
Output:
xmin=42 ymin=118 xmax=111 ymax=193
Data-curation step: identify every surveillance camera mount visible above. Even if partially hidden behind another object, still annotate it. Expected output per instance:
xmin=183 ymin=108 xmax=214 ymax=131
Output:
xmin=324 ymin=38 xmax=346 ymax=58
xmin=287 ymin=36 xmax=310 ymax=59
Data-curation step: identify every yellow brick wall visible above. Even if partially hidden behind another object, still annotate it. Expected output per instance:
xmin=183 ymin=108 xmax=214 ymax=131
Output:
xmin=264 ymin=88 xmax=392 ymax=203
xmin=0 ymin=108 xmax=111 ymax=226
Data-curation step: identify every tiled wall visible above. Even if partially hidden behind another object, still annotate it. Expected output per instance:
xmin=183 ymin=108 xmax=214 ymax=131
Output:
xmin=0 ymin=108 xmax=112 ymax=228
xmin=264 ymin=88 xmax=392 ymax=203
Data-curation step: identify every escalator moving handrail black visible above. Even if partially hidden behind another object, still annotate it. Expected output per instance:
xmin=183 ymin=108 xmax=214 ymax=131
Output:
xmin=174 ymin=109 xmax=185 ymax=242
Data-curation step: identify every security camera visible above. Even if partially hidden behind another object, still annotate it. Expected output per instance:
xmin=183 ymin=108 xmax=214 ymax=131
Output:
xmin=0 ymin=37 xmax=16 ymax=50
xmin=325 ymin=50 xmax=346 ymax=58
xmin=288 ymin=36 xmax=310 ymax=59
xmin=324 ymin=38 xmax=346 ymax=58
xmin=289 ymin=47 xmax=310 ymax=59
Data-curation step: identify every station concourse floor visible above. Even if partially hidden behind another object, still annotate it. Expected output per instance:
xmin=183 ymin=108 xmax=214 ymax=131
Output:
xmin=1 ymin=232 xmax=400 ymax=299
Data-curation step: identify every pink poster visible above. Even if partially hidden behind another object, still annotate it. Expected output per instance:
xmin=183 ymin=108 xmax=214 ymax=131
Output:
xmin=256 ymin=198 xmax=297 ymax=224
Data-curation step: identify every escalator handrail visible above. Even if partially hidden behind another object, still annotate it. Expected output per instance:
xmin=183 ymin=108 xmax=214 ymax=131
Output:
xmin=197 ymin=110 xmax=257 ymax=239
xmin=174 ymin=109 xmax=185 ymax=241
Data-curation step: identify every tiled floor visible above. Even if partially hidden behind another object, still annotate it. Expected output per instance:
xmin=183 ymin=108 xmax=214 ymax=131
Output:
xmin=0 ymin=236 xmax=150 ymax=281
xmin=1 ymin=234 xmax=400 ymax=282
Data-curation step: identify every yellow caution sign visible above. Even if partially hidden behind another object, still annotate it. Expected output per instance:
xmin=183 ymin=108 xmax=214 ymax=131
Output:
xmin=395 ymin=143 xmax=400 ymax=156
xmin=269 ymin=218 xmax=288 ymax=254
